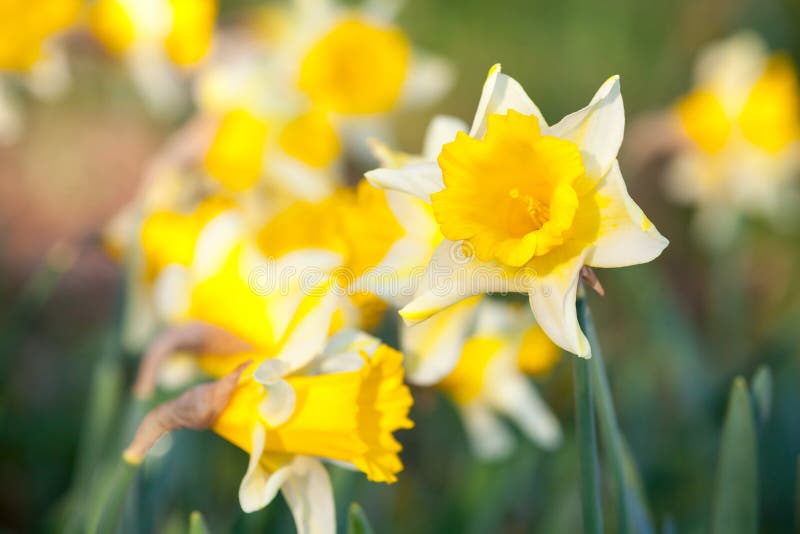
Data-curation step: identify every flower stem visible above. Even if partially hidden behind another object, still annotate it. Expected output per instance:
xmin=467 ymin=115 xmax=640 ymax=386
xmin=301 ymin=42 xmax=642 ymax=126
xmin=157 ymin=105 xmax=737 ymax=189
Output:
xmin=574 ymin=296 xmax=604 ymax=534
xmin=87 ymin=457 xmax=139 ymax=534
xmin=580 ymin=296 xmax=632 ymax=534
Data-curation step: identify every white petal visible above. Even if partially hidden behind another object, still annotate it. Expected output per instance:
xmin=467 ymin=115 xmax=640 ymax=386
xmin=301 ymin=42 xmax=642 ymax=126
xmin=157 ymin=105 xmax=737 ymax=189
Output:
xmin=274 ymin=282 xmax=339 ymax=371
xmin=469 ymin=64 xmax=547 ymax=139
xmin=192 ymin=212 xmax=243 ymax=281
xmin=323 ymin=329 xmax=381 ymax=356
xmin=254 ymin=359 xmax=291 ymax=384
xmin=26 ymin=44 xmax=71 ymax=100
xmin=486 ymin=373 xmax=562 ymax=450
xmin=423 ymin=115 xmax=469 ymax=160
xmin=471 ymin=297 xmax=529 ymax=337
xmin=399 ymin=240 xmax=534 ymax=325
xmin=239 ymin=424 xmax=292 ymax=513
xmin=316 ymin=351 xmax=366 ymax=374
xmin=127 ymin=45 xmax=184 ymax=119
xmin=153 ymin=264 xmax=191 ymax=321
xmin=547 ymin=75 xmax=623 ymax=179
xmin=528 ymin=253 xmax=590 ymax=357
xmin=258 ymin=379 xmax=297 ymax=427
xmin=401 ymin=52 xmax=455 ymax=110
xmin=459 ymin=403 xmax=515 ymax=461
xmin=365 ymin=161 xmax=443 ymax=203
xmin=280 ymin=457 xmax=336 ymax=534
xmin=0 ymin=80 xmax=22 ymax=144
xmin=269 ymin=154 xmax=337 ymax=202
xmin=586 ymin=162 xmax=669 ymax=268
xmin=352 ymin=190 xmax=439 ymax=308
xmin=401 ymin=296 xmax=482 ymax=385
xmin=352 ymin=238 xmax=433 ymax=308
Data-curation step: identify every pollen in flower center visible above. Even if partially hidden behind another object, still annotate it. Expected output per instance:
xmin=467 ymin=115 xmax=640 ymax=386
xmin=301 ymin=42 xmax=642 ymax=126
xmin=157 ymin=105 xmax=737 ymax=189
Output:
xmin=432 ymin=110 xmax=585 ymax=267
xmin=505 ymin=187 xmax=551 ymax=235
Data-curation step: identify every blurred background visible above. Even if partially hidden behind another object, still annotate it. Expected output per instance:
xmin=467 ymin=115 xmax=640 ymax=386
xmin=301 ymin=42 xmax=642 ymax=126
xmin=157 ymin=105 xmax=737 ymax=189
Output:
xmin=2 ymin=0 xmax=799 ymax=532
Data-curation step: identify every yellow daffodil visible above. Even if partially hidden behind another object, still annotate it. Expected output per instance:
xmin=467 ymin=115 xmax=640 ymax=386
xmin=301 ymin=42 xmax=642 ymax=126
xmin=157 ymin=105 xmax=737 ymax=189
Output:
xmin=157 ymin=218 xmax=414 ymax=530
xmin=213 ymin=331 xmax=413 ymax=531
xmin=247 ymin=0 xmax=453 ymax=164
xmin=289 ymin=0 xmax=453 ymax=116
xmin=367 ymin=65 xmax=668 ymax=357
xmin=0 ymin=0 xmax=80 ymax=141
xmin=195 ymin=43 xmax=343 ymax=196
xmin=137 ymin=210 xmax=414 ymax=531
xmin=666 ymin=32 xmax=800 ymax=247
xmin=404 ymin=297 xmax=561 ymax=459
xmin=90 ymin=0 xmax=217 ymax=114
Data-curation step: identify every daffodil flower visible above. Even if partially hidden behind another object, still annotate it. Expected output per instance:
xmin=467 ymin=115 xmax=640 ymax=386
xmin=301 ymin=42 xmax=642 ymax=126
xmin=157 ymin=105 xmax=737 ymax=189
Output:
xmin=666 ymin=32 xmax=800 ymax=247
xmin=262 ymin=0 xmax=453 ymax=162
xmin=213 ymin=331 xmax=413 ymax=532
xmin=193 ymin=41 xmax=343 ymax=197
xmin=135 ymin=214 xmax=414 ymax=532
xmin=406 ymin=297 xmax=561 ymax=459
xmin=89 ymin=0 xmax=217 ymax=115
xmin=367 ymin=65 xmax=668 ymax=357
xmin=150 ymin=215 xmax=413 ymax=531
xmin=254 ymin=171 xmax=444 ymax=332
xmin=0 ymin=0 xmax=79 ymax=142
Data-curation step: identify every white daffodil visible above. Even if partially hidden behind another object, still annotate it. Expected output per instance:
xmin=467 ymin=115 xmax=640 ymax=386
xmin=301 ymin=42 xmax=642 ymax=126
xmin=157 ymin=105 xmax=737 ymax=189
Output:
xmin=367 ymin=64 xmax=668 ymax=357
xmin=666 ymin=32 xmax=800 ymax=247
xmin=89 ymin=0 xmax=217 ymax=116
xmin=404 ymin=297 xmax=561 ymax=459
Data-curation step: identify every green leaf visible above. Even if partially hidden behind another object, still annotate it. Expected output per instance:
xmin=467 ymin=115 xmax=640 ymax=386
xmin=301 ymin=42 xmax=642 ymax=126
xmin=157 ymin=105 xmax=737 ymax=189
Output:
xmin=711 ymin=377 xmax=758 ymax=534
xmin=347 ymin=502 xmax=375 ymax=534
xmin=619 ymin=439 xmax=655 ymax=534
xmin=575 ymin=297 xmax=604 ymax=534
xmin=189 ymin=511 xmax=210 ymax=534
xmin=751 ymin=365 xmax=772 ymax=424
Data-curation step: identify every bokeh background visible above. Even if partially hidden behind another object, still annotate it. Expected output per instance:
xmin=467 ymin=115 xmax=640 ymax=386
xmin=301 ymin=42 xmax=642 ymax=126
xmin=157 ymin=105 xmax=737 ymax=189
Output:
xmin=2 ymin=0 xmax=800 ymax=532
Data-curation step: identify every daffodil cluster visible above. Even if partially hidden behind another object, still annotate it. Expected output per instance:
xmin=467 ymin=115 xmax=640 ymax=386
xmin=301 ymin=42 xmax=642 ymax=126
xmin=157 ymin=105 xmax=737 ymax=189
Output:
xmin=99 ymin=0 xmax=673 ymax=529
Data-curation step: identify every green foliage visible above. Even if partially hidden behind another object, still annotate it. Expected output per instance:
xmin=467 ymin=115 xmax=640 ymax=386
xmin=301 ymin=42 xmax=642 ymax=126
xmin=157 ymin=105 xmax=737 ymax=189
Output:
xmin=751 ymin=365 xmax=773 ymax=424
xmin=711 ymin=378 xmax=758 ymax=534
xmin=189 ymin=510 xmax=210 ymax=534
xmin=347 ymin=502 xmax=375 ymax=534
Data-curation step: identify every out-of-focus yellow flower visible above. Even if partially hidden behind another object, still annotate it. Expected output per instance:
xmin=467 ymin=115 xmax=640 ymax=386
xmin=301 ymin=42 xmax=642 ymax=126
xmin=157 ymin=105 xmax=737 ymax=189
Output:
xmin=298 ymin=18 xmax=410 ymax=115
xmin=666 ymin=32 xmax=800 ymax=246
xmin=90 ymin=0 xmax=217 ymax=115
xmin=279 ymin=109 xmax=342 ymax=168
xmin=367 ymin=65 xmax=668 ymax=357
xmin=0 ymin=0 xmax=79 ymax=142
xmin=195 ymin=48 xmax=343 ymax=196
xmin=0 ymin=0 xmax=79 ymax=72
xmin=140 ymin=195 xmax=234 ymax=278
xmin=165 ymin=0 xmax=216 ymax=66
xmin=404 ymin=297 xmax=561 ymax=459
xmin=90 ymin=0 xmax=215 ymax=66
xmin=204 ymin=109 xmax=270 ymax=191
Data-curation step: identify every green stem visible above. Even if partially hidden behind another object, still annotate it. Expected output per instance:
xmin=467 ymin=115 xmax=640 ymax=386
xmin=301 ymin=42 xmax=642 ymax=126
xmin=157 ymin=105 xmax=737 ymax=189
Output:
xmin=580 ymin=298 xmax=632 ymax=534
xmin=574 ymin=296 xmax=604 ymax=534
xmin=87 ymin=458 xmax=139 ymax=534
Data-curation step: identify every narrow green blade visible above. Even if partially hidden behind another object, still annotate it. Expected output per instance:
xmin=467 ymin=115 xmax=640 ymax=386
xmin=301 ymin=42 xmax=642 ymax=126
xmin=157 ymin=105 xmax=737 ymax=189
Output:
xmin=711 ymin=377 xmax=758 ymax=534
xmin=751 ymin=365 xmax=772 ymax=424
xmin=347 ymin=502 xmax=375 ymax=534
xmin=189 ymin=511 xmax=210 ymax=534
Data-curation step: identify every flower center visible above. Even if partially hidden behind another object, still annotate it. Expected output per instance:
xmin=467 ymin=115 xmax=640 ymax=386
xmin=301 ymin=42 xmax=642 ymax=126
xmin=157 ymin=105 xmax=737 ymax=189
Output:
xmin=432 ymin=110 xmax=584 ymax=267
